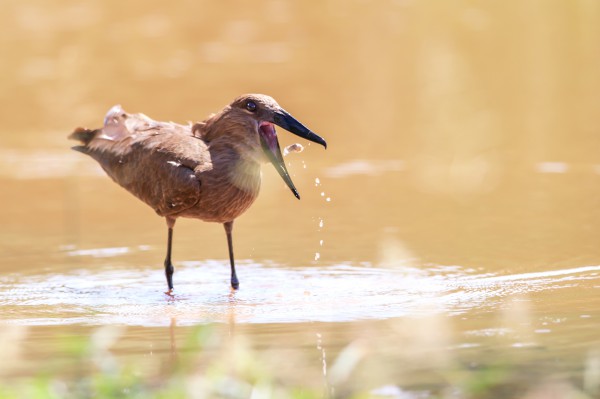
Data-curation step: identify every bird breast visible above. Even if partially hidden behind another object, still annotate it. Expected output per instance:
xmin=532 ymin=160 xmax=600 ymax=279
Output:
xmin=180 ymin=152 xmax=262 ymax=223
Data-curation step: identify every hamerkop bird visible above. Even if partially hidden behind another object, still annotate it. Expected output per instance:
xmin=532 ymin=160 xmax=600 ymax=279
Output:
xmin=69 ymin=94 xmax=327 ymax=293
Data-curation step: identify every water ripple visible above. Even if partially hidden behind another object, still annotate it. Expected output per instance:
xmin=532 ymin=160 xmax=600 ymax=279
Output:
xmin=0 ymin=261 xmax=598 ymax=326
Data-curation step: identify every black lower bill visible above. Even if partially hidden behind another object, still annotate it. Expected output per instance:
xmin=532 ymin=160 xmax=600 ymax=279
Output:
xmin=259 ymin=122 xmax=300 ymax=199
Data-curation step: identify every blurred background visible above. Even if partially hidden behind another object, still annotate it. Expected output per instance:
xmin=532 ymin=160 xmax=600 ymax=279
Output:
xmin=1 ymin=0 xmax=600 ymax=397
xmin=2 ymin=0 xmax=599 ymax=269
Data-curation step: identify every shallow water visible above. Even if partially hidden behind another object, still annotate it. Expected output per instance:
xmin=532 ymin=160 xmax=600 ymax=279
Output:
xmin=2 ymin=0 xmax=600 ymax=397
xmin=2 ymin=259 xmax=600 ymax=326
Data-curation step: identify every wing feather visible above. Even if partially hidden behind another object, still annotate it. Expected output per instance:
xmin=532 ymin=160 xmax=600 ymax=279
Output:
xmin=69 ymin=106 xmax=211 ymax=216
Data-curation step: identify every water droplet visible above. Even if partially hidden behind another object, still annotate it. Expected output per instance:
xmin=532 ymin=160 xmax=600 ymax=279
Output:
xmin=326 ymin=197 xmax=331 ymax=202
xmin=319 ymin=219 xmax=324 ymax=228
xmin=314 ymin=252 xmax=320 ymax=261
xmin=315 ymin=177 xmax=321 ymax=186
xmin=321 ymin=192 xmax=325 ymax=196
xmin=283 ymin=143 xmax=304 ymax=156
xmin=319 ymin=240 xmax=324 ymax=246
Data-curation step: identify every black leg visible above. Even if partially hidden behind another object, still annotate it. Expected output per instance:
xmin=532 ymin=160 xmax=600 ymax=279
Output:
xmin=223 ymin=221 xmax=239 ymax=289
xmin=164 ymin=217 xmax=176 ymax=293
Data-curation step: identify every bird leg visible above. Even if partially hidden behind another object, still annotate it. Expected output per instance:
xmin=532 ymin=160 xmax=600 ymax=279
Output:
xmin=164 ymin=217 xmax=176 ymax=294
xmin=223 ymin=221 xmax=239 ymax=290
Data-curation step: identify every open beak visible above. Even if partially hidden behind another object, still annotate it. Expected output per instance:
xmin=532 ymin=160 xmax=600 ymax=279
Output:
xmin=259 ymin=110 xmax=327 ymax=200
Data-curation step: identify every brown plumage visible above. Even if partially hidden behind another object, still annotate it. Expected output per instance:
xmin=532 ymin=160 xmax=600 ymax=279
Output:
xmin=69 ymin=94 xmax=327 ymax=292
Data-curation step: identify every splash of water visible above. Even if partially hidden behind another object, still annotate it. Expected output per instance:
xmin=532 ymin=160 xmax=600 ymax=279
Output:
xmin=0 ymin=260 xmax=599 ymax=325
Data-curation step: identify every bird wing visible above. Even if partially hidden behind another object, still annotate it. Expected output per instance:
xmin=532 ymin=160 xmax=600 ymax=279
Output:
xmin=70 ymin=105 xmax=210 ymax=217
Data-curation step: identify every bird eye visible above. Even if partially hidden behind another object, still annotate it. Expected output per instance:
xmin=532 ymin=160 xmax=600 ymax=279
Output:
xmin=246 ymin=101 xmax=257 ymax=113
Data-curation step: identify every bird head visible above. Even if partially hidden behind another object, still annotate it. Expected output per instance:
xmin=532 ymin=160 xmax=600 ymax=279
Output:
xmin=228 ymin=94 xmax=327 ymax=199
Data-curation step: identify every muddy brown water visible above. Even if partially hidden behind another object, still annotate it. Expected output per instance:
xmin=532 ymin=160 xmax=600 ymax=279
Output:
xmin=1 ymin=1 xmax=600 ymax=396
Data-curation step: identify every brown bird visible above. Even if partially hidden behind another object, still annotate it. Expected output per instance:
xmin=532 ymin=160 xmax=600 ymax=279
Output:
xmin=68 ymin=94 xmax=327 ymax=293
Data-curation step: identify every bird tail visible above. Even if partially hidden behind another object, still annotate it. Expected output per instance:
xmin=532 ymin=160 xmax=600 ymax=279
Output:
xmin=68 ymin=127 xmax=102 ymax=153
xmin=68 ymin=127 xmax=100 ymax=145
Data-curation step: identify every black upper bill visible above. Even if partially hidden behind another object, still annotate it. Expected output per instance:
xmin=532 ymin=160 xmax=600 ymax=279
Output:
xmin=273 ymin=110 xmax=327 ymax=149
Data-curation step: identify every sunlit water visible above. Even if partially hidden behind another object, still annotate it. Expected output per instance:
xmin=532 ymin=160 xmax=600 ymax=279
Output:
xmin=1 ymin=256 xmax=599 ymax=326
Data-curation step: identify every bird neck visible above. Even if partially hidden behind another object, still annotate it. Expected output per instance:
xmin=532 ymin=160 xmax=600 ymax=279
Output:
xmin=196 ymin=108 xmax=263 ymax=163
